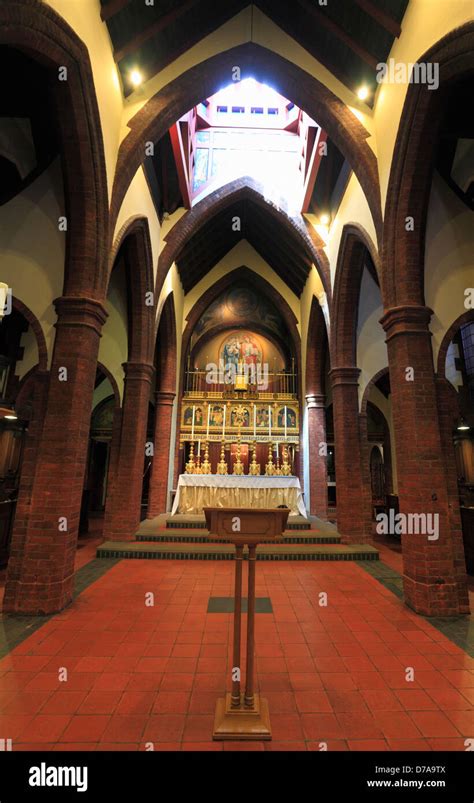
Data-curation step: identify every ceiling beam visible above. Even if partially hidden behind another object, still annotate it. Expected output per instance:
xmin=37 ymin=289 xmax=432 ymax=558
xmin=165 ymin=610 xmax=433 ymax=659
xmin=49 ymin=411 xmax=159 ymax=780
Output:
xmin=353 ymin=0 xmax=402 ymax=39
xmin=297 ymin=0 xmax=379 ymax=70
xmin=122 ymin=1 xmax=246 ymax=94
xmin=301 ymin=127 xmax=328 ymax=213
xmin=169 ymin=123 xmax=192 ymax=210
xmin=100 ymin=0 xmax=132 ymax=22
xmin=249 ymin=207 xmax=312 ymax=267
xmin=114 ymin=0 xmax=202 ymax=63
xmin=255 ymin=0 xmax=365 ymax=97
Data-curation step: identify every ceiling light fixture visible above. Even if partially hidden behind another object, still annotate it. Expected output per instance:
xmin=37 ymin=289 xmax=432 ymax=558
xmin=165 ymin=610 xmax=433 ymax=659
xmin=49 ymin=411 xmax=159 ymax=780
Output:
xmin=320 ymin=214 xmax=330 ymax=226
xmin=357 ymin=85 xmax=369 ymax=101
xmin=4 ymin=414 xmax=17 ymax=420
xmin=130 ymin=69 xmax=143 ymax=88
xmin=457 ymin=418 xmax=470 ymax=431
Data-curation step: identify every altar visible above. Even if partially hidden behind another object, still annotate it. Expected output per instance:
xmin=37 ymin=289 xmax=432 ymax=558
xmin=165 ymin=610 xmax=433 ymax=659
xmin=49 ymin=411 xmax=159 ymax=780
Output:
xmin=171 ymin=475 xmax=307 ymax=517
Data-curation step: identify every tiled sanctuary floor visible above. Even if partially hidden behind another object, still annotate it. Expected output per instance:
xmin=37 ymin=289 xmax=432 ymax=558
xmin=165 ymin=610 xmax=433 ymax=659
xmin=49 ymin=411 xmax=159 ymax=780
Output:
xmin=0 ymin=556 xmax=473 ymax=751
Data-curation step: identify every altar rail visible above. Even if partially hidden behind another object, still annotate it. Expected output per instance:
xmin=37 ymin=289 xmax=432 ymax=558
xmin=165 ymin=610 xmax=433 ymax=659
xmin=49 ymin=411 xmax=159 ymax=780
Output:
xmin=184 ymin=368 xmax=298 ymax=398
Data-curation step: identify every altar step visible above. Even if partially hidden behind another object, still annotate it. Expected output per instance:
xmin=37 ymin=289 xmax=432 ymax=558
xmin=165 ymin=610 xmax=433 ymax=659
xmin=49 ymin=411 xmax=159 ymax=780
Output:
xmin=97 ymin=540 xmax=379 ymax=561
xmin=164 ymin=515 xmax=312 ymax=531
xmin=135 ymin=531 xmax=340 ymax=544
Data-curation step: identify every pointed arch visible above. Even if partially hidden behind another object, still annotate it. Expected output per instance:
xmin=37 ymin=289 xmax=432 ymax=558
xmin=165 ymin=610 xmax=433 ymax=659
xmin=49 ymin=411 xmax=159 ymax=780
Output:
xmin=331 ymin=223 xmax=379 ymax=368
xmin=156 ymin=177 xmax=330 ymax=301
xmin=383 ymin=22 xmax=474 ymax=309
xmin=110 ymin=217 xmax=155 ymax=366
xmin=111 ymin=43 xmax=382 ymax=247
xmin=155 ymin=292 xmax=178 ymax=394
xmin=0 ymin=0 xmax=109 ymax=297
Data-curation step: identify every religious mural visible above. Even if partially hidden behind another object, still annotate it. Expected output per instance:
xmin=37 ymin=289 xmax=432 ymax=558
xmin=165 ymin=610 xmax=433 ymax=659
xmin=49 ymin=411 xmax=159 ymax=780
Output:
xmin=220 ymin=332 xmax=263 ymax=369
xmin=277 ymin=407 xmax=297 ymax=428
xmin=191 ymin=284 xmax=286 ymax=350
xmin=231 ymin=406 xmax=250 ymax=427
xmin=183 ymin=406 xmax=204 ymax=426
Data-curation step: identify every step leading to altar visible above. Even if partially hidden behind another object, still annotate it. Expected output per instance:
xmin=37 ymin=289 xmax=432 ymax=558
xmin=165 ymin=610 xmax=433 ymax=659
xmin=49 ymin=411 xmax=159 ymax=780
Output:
xmin=96 ymin=515 xmax=379 ymax=562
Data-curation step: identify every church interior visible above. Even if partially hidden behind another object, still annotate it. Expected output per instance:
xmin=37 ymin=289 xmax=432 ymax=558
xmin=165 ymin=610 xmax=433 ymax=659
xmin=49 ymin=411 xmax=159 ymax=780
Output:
xmin=0 ymin=0 xmax=473 ymax=756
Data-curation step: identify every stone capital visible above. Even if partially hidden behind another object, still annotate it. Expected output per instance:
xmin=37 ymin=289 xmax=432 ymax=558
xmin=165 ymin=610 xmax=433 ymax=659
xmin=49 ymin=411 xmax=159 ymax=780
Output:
xmin=305 ymin=393 xmax=326 ymax=409
xmin=329 ymin=366 xmax=360 ymax=387
xmin=122 ymin=361 xmax=154 ymax=383
xmin=380 ymin=305 xmax=433 ymax=341
xmin=155 ymin=390 xmax=176 ymax=406
xmin=54 ymin=296 xmax=108 ymax=335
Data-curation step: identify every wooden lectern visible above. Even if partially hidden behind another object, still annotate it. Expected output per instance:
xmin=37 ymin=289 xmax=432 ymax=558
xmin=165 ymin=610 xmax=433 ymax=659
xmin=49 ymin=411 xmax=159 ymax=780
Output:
xmin=203 ymin=507 xmax=289 ymax=740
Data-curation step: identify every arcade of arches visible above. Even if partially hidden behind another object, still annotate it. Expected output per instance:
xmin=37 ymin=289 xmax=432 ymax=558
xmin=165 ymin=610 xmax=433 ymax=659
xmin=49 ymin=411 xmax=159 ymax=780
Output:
xmin=0 ymin=0 xmax=473 ymax=753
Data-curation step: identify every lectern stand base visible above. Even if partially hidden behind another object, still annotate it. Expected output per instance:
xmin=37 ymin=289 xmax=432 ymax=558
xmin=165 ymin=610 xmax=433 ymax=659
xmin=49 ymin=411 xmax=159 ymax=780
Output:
xmin=213 ymin=693 xmax=271 ymax=740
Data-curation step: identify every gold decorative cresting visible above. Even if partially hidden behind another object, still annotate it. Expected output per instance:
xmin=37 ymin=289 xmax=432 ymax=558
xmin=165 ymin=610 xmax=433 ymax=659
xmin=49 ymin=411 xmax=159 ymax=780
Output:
xmin=200 ymin=442 xmax=212 ymax=474
xmin=185 ymin=442 xmax=196 ymax=474
xmin=249 ymin=442 xmax=260 ymax=476
xmin=281 ymin=444 xmax=292 ymax=476
xmin=264 ymin=443 xmax=275 ymax=476
xmin=216 ymin=441 xmax=228 ymax=475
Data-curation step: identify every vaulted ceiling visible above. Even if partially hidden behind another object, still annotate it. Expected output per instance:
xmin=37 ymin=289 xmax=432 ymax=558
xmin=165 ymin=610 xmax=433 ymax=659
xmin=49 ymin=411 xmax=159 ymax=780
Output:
xmin=175 ymin=199 xmax=313 ymax=296
xmin=100 ymin=0 xmax=409 ymax=101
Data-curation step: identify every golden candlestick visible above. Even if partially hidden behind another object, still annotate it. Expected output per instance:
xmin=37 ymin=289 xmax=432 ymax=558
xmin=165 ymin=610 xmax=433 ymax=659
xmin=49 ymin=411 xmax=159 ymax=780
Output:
xmin=195 ymin=451 xmax=202 ymax=474
xmin=265 ymin=442 xmax=275 ymax=476
xmin=216 ymin=441 xmax=228 ymax=475
xmin=201 ymin=442 xmax=212 ymax=474
xmin=233 ymin=436 xmax=245 ymax=475
xmin=185 ymin=442 xmax=196 ymax=474
xmin=274 ymin=457 xmax=282 ymax=476
xmin=249 ymin=442 xmax=260 ymax=476
xmin=281 ymin=444 xmax=292 ymax=476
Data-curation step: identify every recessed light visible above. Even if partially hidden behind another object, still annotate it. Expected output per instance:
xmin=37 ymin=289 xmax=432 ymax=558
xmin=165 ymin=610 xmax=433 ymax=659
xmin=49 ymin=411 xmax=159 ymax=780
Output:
xmin=320 ymin=214 xmax=330 ymax=226
xmin=130 ymin=69 xmax=143 ymax=88
xmin=357 ymin=85 xmax=369 ymax=101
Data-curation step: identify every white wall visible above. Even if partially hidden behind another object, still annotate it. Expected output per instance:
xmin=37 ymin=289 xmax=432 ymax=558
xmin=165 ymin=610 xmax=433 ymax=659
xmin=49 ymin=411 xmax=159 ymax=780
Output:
xmin=425 ymin=173 xmax=474 ymax=367
xmin=0 ymin=159 xmax=64 ymax=365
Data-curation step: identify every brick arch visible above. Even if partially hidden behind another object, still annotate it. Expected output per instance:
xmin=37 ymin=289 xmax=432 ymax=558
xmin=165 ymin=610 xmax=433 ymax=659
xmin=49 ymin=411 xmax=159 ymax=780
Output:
xmin=110 ymin=217 xmax=155 ymax=366
xmin=11 ymin=297 xmax=48 ymax=372
xmin=111 ymin=43 xmax=382 ymax=247
xmin=156 ymin=177 xmax=331 ymax=301
xmin=331 ymin=223 xmax=380 ymax=368
xmin=436 ymin=310 xmax=474 ymax=378
xmin=155 ymin=292 xmax=177 ymax=394
xmin=0 ymin=1 xmax=109 ymax=298
xmin=360 ymin=366 xmax=390 ymax=416
xmin=382 ymin=22 xmax=474 ymax=309
xmin=305 ymin=296 xmax=329 ymax=518
xmin=305 ymin=296 xmax=329 ymax=396
xmin=95 ymin=361 xmax=121 ymax=408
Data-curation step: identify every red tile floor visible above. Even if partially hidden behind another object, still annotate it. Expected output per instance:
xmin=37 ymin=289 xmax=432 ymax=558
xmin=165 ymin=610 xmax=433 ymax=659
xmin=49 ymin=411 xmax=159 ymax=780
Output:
xmin=1 ymin=553 xmax=473 ymax=751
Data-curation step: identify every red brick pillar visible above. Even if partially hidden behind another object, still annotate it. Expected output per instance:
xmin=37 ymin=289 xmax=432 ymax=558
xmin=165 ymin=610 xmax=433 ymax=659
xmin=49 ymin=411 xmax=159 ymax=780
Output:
xmin=436 ymin=377 xmax=469 ymax=603
xmin=148 ymin=390 xmax=176 ymax=517
xmin=380 ymin=306 xmax=469 ymax=615
xmin=330 ymin=367 xmax=372 ymax=543
xmin=3 ymin=297 xmax=107 ymax=614
xmin=5 ymin=370 xmax=49 ymax=596
xmin=102 ymin=361 xmax=154 ymax=541
xmin=306 ymin=393 xmax=328 ymax=519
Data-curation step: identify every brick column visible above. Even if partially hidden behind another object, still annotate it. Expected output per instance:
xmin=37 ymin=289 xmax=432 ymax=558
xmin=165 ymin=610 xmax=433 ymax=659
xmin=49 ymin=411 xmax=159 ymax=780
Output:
xmin=5 ymin=370 xmax=49 ymax=598
xmin=381 ymin=306 xmax=469 ymax=616
xmin=103 ymin=361 xmax=154 ymax=541
xmin=3 ymin=297 xmax=107 ymax=615
xmin=306 ymin=393 xmax=328 ymax=519
xmin=330 ymin=367 xmax=372 ymax=543
xmin=148 ymin=390 xmax=176 ymax=517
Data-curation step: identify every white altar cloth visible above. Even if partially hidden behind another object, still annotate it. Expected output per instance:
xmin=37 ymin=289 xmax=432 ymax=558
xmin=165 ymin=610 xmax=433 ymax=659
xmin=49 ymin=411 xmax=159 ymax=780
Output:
xmin=171 ymin=475 xmax=307 ymax=518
